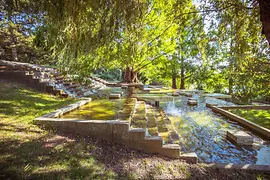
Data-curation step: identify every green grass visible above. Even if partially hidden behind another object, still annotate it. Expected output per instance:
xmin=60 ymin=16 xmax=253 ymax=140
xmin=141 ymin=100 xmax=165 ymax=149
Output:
xmin=229 ymin=109 xmax=270 ymax=129
xmin=0 ymin=81 xmax=117 ymax=179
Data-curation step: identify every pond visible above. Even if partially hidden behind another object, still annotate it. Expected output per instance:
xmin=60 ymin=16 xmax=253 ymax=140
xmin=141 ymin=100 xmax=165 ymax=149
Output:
xmin=155 ymin=94 xmax=270 ymax=165
xmin=62 ymin=99 xmax=125 ymax=120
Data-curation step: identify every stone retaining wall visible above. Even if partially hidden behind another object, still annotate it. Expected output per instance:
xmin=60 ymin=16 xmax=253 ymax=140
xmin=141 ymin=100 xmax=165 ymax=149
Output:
xmin=35 ymin=99 xmax=198 ymax=163
xmin=0 ymin=71 xmax=47 ymax=92
xmin=220 ymin=105 xmax=270 ymax=110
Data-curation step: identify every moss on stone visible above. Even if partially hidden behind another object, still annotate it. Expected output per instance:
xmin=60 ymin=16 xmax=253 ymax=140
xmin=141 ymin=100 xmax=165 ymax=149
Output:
xmin=63 ymin=99 xmax=124 ymax=120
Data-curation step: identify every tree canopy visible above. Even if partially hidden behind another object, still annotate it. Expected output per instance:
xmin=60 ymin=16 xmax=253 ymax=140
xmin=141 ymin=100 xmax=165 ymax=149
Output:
xmin=1 ymin=0 xmax=269 ymax=102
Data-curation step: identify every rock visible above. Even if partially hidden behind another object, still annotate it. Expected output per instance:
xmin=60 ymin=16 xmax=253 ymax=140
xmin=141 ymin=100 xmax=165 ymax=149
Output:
xmin=227 ymin=130 xmax=253 ymax=145
xmin=172 ymin=92 xmax=179 ymax=96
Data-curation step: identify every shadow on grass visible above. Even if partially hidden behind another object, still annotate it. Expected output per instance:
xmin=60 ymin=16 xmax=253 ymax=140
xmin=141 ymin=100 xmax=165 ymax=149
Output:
xmin=0 ymin=134 xmax=117 ymax=179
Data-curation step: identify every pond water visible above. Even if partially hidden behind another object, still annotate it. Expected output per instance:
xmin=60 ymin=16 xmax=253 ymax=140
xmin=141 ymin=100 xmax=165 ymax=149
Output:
xmin=156 ymin=94 xmax=270 ymax=165
xmin=62 ymin=99 xmax=125 ymax=120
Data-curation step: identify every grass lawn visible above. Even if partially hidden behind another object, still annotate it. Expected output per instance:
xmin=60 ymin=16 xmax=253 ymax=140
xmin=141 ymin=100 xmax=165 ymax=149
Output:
xmin=0 ymin=80 xmax=269 ymax=179
xmin=229 ymin=109 xmax=270 ymax=129
xmin=0 ymin=81 xmax=117 ymax=179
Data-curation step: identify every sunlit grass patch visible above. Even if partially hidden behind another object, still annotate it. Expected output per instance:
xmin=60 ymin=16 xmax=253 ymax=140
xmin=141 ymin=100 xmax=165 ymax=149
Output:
xmin=229 ymin=109 xmax=270 ymax=129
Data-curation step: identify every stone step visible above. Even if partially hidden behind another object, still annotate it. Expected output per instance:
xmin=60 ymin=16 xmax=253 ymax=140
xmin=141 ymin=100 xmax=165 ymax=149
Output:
xmin=146 ymin=104 xmax=158 ymax=136
xmin=227 ymin=130 xmax=253 ymax=145
xmin=131 ymin=101 xmax=147 ymax=128
xmin=188 ymin=100 xmax=197 ymax=105
xmin=118 ymin=98 xmax=137 ymax=121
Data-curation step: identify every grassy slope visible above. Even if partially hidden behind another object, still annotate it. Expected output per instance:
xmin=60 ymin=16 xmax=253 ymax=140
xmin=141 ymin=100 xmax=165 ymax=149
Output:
xmin=0 ymin=81 xmax=116 ymax=179
xmin=229 ymin=109 xmax=270 ymax=129
xmin=0 ymin=80 xmax=269 ymax=179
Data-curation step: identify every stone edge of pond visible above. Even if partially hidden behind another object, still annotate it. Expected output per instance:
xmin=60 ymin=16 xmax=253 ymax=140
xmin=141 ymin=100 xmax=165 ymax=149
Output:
xmin=205 ymin=163 xmax=270 ymax=172
xmin=35 ymin=98 xmax=198 ymax=164
xmin=41 ymin=98 xmax=92 ymax=118
xmin=211 ymin=105 xmax=270 ymax=140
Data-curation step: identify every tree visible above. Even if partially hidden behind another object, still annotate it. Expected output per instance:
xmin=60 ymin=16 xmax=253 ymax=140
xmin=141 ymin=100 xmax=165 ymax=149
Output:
xmin=0 ymin=0 xmax=44 ymax=62
xmin=258 ymin=0 xmax=270 ymax=45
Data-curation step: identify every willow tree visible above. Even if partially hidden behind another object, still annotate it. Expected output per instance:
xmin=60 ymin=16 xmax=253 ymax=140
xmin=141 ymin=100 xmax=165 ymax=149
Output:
xmin=39 ymin=0 xmax=199 ymax=83
xmin=108 ymin=0 xmax=180 ymax=83
xmin=34 ymin=0 xmax=147 ymax=77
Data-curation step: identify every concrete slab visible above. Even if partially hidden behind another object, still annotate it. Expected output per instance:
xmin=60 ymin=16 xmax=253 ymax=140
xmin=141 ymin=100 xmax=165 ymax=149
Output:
xmin=227 ymin=130 xmax=253 ymax=145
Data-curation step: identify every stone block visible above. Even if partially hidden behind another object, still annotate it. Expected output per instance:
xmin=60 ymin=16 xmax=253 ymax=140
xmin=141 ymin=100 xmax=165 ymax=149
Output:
xmin=227 ymin=130 xmax=253 ymax=145
xmin=188 ymin=100 xmax=197 ymax=105
xmin=141 ymin=136 xmax=163 ymax=153
xmin=180 ymin=152 xmax=198 ymax=164
xmin=206 ymin=103 xmax=218 ymax=108
xmin=143 ymin=87 xmax=151 ymax=92
xmin=109 ymin=93 xmax=121 ymax=99
xmin=159 ymin=144 xmax=180 ymax=158
xmin=185 ymin=93 xmax=193 ymax=97
xmin=172 ymin=92 xmax=179 ymax=96
xmin=178 ymin=91 xmax=186 ymax=95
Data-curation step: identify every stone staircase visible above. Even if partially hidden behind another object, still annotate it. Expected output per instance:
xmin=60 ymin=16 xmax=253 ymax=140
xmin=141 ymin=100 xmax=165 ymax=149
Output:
xmin=125 ymin=100 xmax=195 ymax=161
xmin=131 ymin=100 xmax=181 ymax=145
xmin=131 ymin=101 xmax=147 ymax=128
xmin=0 ymin=60 xmax=106 ymax=98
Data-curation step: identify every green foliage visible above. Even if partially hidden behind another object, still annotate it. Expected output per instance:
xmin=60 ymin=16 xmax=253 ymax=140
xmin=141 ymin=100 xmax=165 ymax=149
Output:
xmin=94 ymin=68 xmax=123 ymax=82
xmin=0 ymin=0 xmax=50 ymax=64
xmin=2 ymin=0 xmax=269 ymax=101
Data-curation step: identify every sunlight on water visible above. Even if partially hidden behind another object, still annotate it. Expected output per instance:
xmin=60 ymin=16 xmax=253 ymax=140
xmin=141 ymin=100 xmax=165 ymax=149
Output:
xmin=160 ymin=94 xmax=270 ymax=165
xmin=164 ymin=98 xmax=182 ymax=116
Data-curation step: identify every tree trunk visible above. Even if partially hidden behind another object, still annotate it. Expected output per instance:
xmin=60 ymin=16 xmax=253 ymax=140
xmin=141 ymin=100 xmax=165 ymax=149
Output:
xmin=180 ymin=57 xmax=185 ymax=89
xmin=180 ymin=67 xmax=185 ymax=89
xmin=123 ymin=66 xmax=139 ymax=83
xmin=258 ymin=0 xmax=270 ymax=45
xmin=229 ymin=77 xmax=233 ymax=94
xmin=172 ymin=73 xmax=177 ymax=89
